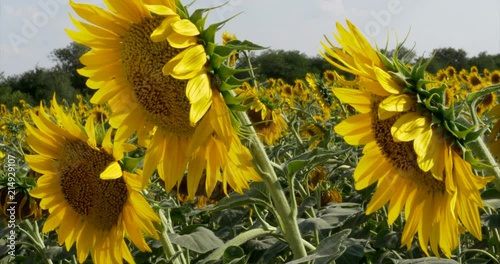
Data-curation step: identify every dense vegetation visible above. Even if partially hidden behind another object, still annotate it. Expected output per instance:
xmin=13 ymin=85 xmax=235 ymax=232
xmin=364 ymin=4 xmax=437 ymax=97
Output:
xmin=2 ymin=42 xmax=500 ymax=107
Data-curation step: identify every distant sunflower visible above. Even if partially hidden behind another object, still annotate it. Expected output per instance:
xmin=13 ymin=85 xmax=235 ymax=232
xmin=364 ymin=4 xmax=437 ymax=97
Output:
xmin=69 ymin=0 xmax=260 ymax=199
xmin=487 ymin=105 xmax=500 ymax=158
xmin=242 ymin=85 xmax=287 ymax=145
xmin=468 ymin=72 xmax=483 ymax=90
xmin=323 ymin=70 xmax=336 ymax=83
xmin=322 ymin=20 xmax=493 ymax=257
xmin=221 ymin=31 xmax=239 ymax=67
xmin=1 ymin=187 xmax=43 ymax=223
xmin=490 ymin=70 xmax=500 ymax=84
xmin=306 ymin=73 xmax=332 ymax=119
xmin=445 ymin=66 xmax=456 ymax=77
xmin=26 ymin=98 xmax=159 ymax=264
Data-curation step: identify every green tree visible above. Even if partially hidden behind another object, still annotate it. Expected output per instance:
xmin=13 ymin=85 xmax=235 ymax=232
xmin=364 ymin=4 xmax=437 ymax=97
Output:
xmin=238 ymin=50 xmax=334 ymax=84
xmin=468 ymin=51 xmax=498 ymax=72
xmin=50 ymin=42 xmax=90 ymax=93
xmin=0 ymin=72 xmax=35 ymax=108
xmin=426 ymin=47 xmax=469 ymax=73
xmin=6 ymin=67 xmax=78 ymax=105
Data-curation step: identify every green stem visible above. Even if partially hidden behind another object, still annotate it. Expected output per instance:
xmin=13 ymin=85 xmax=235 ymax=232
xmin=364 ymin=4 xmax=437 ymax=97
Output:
xmin=18 ymin=220 xmax=52 ymax=264
xmin=235 ymin=110 xmax=308 ymax=259
xmin=157 ymin=209 xmax=183 ymax=264
xmin=468 ymin=138 xmax=500 ymax=191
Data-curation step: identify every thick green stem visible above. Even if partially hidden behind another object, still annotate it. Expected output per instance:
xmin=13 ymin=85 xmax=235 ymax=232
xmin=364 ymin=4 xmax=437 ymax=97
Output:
xmin=235 ymin=110 xmax=308 ymax=259
xmin=468 ymin=138 xmax=500 ymax=190
xmin=157 ymin=209 xmax=183 ymax=264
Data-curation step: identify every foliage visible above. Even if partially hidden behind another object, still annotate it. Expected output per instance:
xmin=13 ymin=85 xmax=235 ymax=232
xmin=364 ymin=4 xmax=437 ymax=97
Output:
xmin=50 ymin=42 xmax=90 ymax=94
xmin=237 ymin=49 xmax=334 ymax=84
xmin=3 ymin=67 xmax=78 ymax=105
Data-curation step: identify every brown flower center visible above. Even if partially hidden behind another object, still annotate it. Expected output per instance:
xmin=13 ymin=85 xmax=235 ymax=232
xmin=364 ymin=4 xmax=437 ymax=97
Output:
xmin=122 ymin=16 xmax=195 ymax=136
xmin=371 ymin=96 xmax=445 ymax=193
xmin=58 ymin=140 xmax=127 ymax=230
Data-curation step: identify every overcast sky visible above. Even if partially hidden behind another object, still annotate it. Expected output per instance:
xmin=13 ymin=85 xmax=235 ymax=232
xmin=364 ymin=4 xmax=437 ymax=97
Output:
xmin=1 ymin=0 xmax=499 ymax=77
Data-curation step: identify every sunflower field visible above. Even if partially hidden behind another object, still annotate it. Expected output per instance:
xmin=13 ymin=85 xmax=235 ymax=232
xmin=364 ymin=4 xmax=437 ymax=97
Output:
xmin=1 ymin=1 xmax=500 ymax=264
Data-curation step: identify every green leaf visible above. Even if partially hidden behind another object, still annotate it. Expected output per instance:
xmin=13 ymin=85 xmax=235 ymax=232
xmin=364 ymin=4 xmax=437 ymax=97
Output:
xmin=224 ymin=39 xmax=267 ymax=51
xmin=318 ymin=203 xmax=362 ymax=227
xmin=482 ymin=188 xmax=500 ymax=209
xmin=201 ymin=228 xmax=274 ymax=263
xmin=223 ymin=246 xmax=246 ymax=264
xmin=213 ymin=183 xmax=272 ymax=212
xmin=122 ymin=157 xmax=142 ymax=172
xmin=481 ymin=214 xmax=500 ymax=229
xmin=298 ymin=218 xmax=332 ymax=236
xmin=287 ymin=159 xmax=309 ymax=176
xmin=286 ymin=229 xmax=351 ymax=264
xmin=170 ymin=226 xmax=224 ymax=254
xmin=297 ymin=196 xmax=317 ymax=216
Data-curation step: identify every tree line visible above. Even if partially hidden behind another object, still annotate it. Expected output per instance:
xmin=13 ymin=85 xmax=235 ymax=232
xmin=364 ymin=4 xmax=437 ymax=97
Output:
xmin=1 ymin=42 xmax=500 ymax=108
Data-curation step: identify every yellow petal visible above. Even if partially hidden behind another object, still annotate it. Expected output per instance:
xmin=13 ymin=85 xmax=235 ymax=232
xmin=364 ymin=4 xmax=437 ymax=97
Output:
xmin=69 ymin=1 xmax=129 ymax=36
xmin=100 ymin=161 xmax=123 ymax=180
xmin=378 ymin=94 xmax=415 ymax=120
xmin=374 ymin=67 xmax=403 ymax=94
xmin=168 ymin=45 xmax=207 ymax=79
xmin=25 ymin=155 xmax=58 ymax=175
xmin=187 ymin=74 xmax=212 ymax=125
xmin=145 ymin=4 xmax=177 ymax=16
xmin=150 ymin=16 xmax=179 ymax=42
xmin=391 ymin=112 xmax=429 ymax=142
xmin=332 ymin=88 xmax=371 ymax=113
xmin=172 ymin=19 xmax=200 ymax=36
xmin=334 ymin=113 xmax=374 ymax=145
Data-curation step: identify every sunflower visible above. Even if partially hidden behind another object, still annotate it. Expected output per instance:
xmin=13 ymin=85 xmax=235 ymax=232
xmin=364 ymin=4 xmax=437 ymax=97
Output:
xmin=68 ymin=0 xmax=260 ymax=200
xmin=322 ymin=20 xmax=493 ymax=257
xmin=241 ymin=85 xmax=287 ymax=145
xmin=221 ymin=31 xmax=239 ymax=67
xmin=487 ymin=104 xmax=500 ymax=158
xmin=0 ymin=187 xmax=43 ymax=223
xmin=490 ymin=70 xmax=500 ymax=84
xmin=26 ymin=97 xmax=159 ymax=263
xmin=306 ymin=73 xmax=332 ymax=119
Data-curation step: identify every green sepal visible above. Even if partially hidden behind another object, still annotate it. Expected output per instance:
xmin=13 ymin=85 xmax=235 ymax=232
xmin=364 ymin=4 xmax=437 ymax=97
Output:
xmin=393 ymin=58 xmax=412 ymax=78
xmin=122 ymin=157 xmax=143 ymax=172
xmin=175 ymin=0 xmax=190 ymax=19
xmin=464 ymin=125 xmax=488 ymax=143
xmin=443 ymin=120 xmax=460 ymax=139
xmin=205 ymin=42 xmax=217 ymax=56
xmin=452 ymin=123 xmax=478 ymax=140
xmin=442 ymin=101 xmax=456 ymax=121
xmin=426 ymin=85 xmax=447 ymax=108
xmin=423 ymin=92 xmax=441 ymax=113
xmin=219 ymin=76 xmax=246 ymax=91
xmin=389 ymin=71 xmax=411 ymax=89
xmin=463 ymin=150 xmax=493 ymax=170
xmin=216 ymin=64 xmax=253 ymax=81
xmin=221 ymin=90 xmax=245 ymax=106
xmin=376 ymin=50 xmax=395 ymax=72
xmin=211 ymin=52 xmax=231 ymax=69
xmin=200 ymin=13 xmax=241 ymax=44
xmin=224 ymin=39 xmax=267 ymax=51
xmin=411 ymin=56 xmax=433 ymax=82
xmin=415 ymin=79 xmax=433 ymax=97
